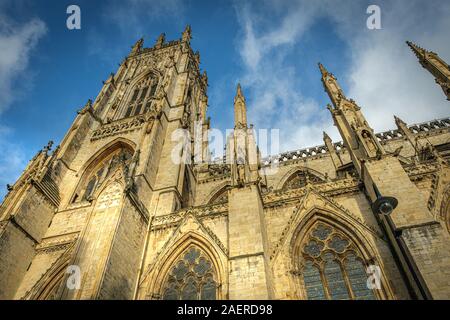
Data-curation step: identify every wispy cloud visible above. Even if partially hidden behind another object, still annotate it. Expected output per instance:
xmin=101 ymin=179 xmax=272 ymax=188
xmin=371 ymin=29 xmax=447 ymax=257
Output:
xmin=233 ymin=0 xmax=450 ymax=153
xmin=102 ymin=0 xmax=186 ymax=37
xmin=87 ymin=0 xmax=186 ymax=64
xmin=0 ymin=14 xmax=47 ymax=113
xmin=0 ymin=9 xmax=47 ymax=199
xmin=233 ymin=0 xmax=335 ymax=153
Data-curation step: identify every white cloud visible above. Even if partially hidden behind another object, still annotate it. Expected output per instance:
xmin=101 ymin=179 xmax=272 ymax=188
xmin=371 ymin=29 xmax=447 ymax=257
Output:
xmin=233 ymin=0 xmax=450 ymax=154
xmin=0 ymin=12 xmax=46 ymax=199
xmin=0 ymin=15 xmax=47 ymax=113
xmin=234 ymin=0 xmax=332 ymax=155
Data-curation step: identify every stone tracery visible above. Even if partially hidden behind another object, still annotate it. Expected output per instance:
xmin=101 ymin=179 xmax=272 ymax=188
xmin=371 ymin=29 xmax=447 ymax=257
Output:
xmin=297 ymin=222 xmax=378 ymax=300
xmin=161 ymin=246 xmax=218 ymax=300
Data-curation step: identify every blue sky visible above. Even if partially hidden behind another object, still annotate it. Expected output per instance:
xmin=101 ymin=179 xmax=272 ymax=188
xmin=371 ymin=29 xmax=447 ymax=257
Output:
xmin=0 ymin=0 xmax=449 ymax=199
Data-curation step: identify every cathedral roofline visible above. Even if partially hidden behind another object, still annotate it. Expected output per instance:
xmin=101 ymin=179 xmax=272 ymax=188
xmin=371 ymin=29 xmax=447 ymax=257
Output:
xmin=259 ymin=116 xmax=450 ymax=166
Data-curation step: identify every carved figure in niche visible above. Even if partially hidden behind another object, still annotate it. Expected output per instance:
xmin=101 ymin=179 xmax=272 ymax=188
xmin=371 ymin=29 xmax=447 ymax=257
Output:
xmin=181 ymin=112 xmax=189 ymax=129
xmin=361 ymin=130 xmax=377 ymax=156
xmin=237 ymin=164 xmax=246 ymax=186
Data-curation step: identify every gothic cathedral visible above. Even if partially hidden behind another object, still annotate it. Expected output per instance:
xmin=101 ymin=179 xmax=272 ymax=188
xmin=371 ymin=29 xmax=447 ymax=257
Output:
xmin=1 ymin=27 xmax=450 ymax=300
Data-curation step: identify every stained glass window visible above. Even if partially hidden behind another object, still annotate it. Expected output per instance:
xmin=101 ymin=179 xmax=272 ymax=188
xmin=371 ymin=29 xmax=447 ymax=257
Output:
xmin=300 ymin=223 xmax=378 ymax=300
xmin=303 ymin=261 xmax=326 ymax=300
xmin=345 ymin=253 xmax=376 ymax=300
xmin=162 ymin=246 xmax=218 ymax=300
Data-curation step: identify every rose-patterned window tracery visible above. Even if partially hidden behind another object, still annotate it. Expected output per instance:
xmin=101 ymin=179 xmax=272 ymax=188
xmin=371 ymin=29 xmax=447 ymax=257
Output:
xmin=124 ymin=76 xmax=159 ymax=118
xmin=300 ymin=223 xmax=377 ymax=300
xmin=162 ymin=246 xmax=218 ymax=300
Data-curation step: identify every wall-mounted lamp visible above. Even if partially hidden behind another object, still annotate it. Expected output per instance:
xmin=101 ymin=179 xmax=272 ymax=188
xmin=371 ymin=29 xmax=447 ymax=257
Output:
xmin=371 ymin=184 xmax=398 ymax=215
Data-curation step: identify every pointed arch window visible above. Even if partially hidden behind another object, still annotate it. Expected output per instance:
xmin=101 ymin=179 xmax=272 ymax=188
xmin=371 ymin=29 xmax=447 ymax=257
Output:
xmin=71 ymin=147 xmax=133 ymax=203
xmin=299 ymin=223 xmax=377 ymax=300
xmin=162 ymin=246 xmax=218 ymax=300
xmin=124 ymin=76 xmax=159 ymax=118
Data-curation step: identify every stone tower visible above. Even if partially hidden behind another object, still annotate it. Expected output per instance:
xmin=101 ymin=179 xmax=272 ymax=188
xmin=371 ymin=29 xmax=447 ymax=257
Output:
xmin=0 ymin=26 xmax=208 ymax=299
xmin=1 ymin=29 xmax=449 ymax=300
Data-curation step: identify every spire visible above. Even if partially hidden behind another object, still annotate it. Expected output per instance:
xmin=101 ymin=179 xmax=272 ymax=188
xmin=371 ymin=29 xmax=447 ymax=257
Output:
xmin=406 ymin=41 xmax=450 ymax=101
xmin=406 ymin=41 xmax=427 ymax=59
xmin=318 ymin=62 xmax=345 ymax=108
xmin=234 ymin=83 xmax=247 ymax=127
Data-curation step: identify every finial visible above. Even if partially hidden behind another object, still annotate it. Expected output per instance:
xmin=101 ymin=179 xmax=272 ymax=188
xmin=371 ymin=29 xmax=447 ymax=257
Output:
xmin=194 ymin=51 xmax=200 ymax=63
xmin=78 ymin=99 xmax=92 ymax=115
xmin=201 ymin=71 xmax=208 ymax=87
xmin=394 ymin=115 xmax=406 ymax=127
xmin=235 ymin=83 xmax=245 ymax=101
xmin=44 ymin=140 xmax=54 ymax=152
xmin=406 ymin=41 xmax=427 ymax=59
xmin=323 ymin=131 xmax=331 ymax=141
xmin=131 ymin=37 xmax=144 ymax=55
xmin=182 ymin=25 xmax=192 ymax=42
xmin=156 ymin=33 xmax=165 ymax=47
xmin=318 ymin=62 xmax=328 ymax=77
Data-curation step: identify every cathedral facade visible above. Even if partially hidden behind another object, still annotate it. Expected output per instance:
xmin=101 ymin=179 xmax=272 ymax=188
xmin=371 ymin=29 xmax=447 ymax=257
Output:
xmin=0 ymin=27 xmax=450 ymax=300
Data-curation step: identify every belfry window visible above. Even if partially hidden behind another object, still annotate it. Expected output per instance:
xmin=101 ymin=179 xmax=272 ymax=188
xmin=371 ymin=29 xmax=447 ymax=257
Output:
xmin=162 ymin=246 xmax=218 ymax=300
xmin=300 ymin=223 xmax=377 ymax=300
xmin=124 ymin=76 xmax=159 ymax=118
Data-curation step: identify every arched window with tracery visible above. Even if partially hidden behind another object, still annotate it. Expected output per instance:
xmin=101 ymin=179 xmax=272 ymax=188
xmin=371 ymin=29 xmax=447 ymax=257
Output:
xmin=123 ymin=75 xmax=159 ymax=118
xmin=71 ymin=147 xmax=133 ymax=203
xmin=162 ymin=246 xmax=218 ymax=300
xmin=298 ymin=222 xmax=378 ymax=300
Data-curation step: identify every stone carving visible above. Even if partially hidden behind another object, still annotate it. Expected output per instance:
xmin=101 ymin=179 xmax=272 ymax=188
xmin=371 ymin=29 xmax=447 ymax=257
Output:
xmin=91 ymin=115 xmax=146 ymax=141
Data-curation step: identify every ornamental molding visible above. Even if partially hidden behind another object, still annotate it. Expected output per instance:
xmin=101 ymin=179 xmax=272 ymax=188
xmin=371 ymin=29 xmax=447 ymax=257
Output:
xmin=262 ymin=178 xmax=361 ymax=208
xmin=90 ymin=115 xmax=147 ymax=141
xmin=35 ymin=232 xmax=79 ymax=254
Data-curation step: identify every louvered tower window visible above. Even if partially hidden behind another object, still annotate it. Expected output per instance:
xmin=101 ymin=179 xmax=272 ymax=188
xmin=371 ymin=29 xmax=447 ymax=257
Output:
xmin=124 ymin=76 xmax=159 ymax=118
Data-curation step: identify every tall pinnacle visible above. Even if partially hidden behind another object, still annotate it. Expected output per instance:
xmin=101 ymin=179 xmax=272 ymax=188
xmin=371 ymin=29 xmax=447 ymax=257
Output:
xmin=319 ymin=63 xmax=345 ymax=108
xmin=406 ymin=41 xmax=450 ymax=101
xmin=234 ymin=83 xmax=247 ymax=127
xmin=318 ymin=63 xmax=329 ymax=77
xmin=406 ymin=41 xmax=428 ymax=59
